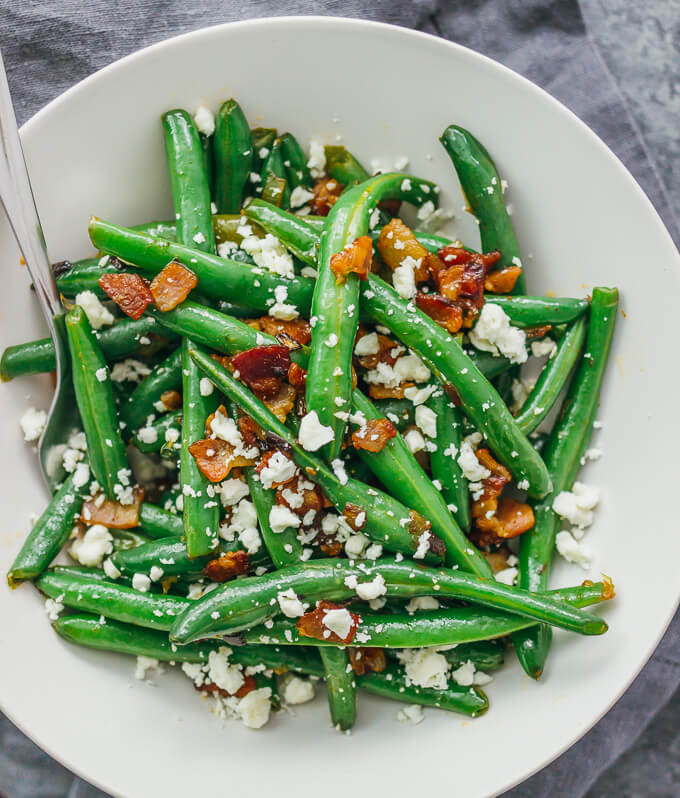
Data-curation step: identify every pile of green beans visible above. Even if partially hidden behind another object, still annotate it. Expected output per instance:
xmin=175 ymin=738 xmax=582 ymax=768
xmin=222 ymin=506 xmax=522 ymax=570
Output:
xmin=3 ymin=102 xmax=618 ymax=734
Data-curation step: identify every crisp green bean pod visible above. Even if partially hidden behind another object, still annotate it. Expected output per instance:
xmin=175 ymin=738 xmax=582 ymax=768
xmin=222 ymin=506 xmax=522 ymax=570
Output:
xmin=55 ymin=256 xmax=116 ymax=297
xmin=120 ymin=348 xmax=182 ymax=432
xmin=190 ymin=347 xmax=444 ymax=564
xmin=350 ymin=389 xmax=490 ymax=577
xmin=301 ymin=215 xmax=325 ymax=231
xmin=319 ymin=646 xmax=356 ymax=730
xmin=138 ymin=503 xmax=183 ymax=539
xmin=360 ymin=661 xmax=488 ymax=717
xmin=425 ymin=387 xmax=471 ymax=532
xmin=213 ymin=99 xmax=252 ymax=213
xmin=514 ymin=288 xmax=618 ymax=677
xmin=131 ymin=220 xmax=178 ymax=240
xmin=250 ymin=127 xmax=278 ymax=177
xmin=180 ymin=338 xmax=220 ymax=558
xmin=170 ymin=557 xmax=608 ymax=643
xmin=162 ymin=109 xmax=216 ymax=253
xmin=54 ymin=613 xmax=321 ymax=674
xmin=515 ymin=317 xmax=587 ymax=435
xmin=66 ymin=307 xmax=129 ymax=497
xmin=1 ymin=316 xmax=175 ymax=381
xmin=441 ymin=640 xmax=505 ymax=672
xmin=371 ymin=398 xmax=414 ymax=430
xmin=487 ymin=295 xmax=589 ymax=327
xmin=261 ymin=138 xmax=290 ymax=209
xmin=212 ymin=213 xmax=251 ymax=246
xmin=132 ymin=412 xmax=181 ymax=453
xmin=244 ymin=198 xmax=319 ymax=264
xmin=244 ymin=580 xmax=612 ymax=648
xmin=324 ymin=145 xmax=369 ymax=185
xmin=440 ymin=125 xmax=525 ymax=294
xmin=37 ymin=570 xmax=189 ymax=630
xmin=279 ymin=133 xmax=313 ymax=190
xmin=111 ymin=529 xmax=151 ymax=551
xmin=89 ymin=217 xmax=314 ymax=315
xmin=362 ymin=276 xmax=551 ymax=498
xmin=308 ymin=173 xmax=438 ymax=460
xmin=7 ymin=472 xmax=87 ymax=586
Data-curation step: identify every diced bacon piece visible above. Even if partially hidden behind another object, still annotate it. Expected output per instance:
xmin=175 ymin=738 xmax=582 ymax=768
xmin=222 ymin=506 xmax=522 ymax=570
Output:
xmin=316 ymin=530 xmax=344 ymax=557
xmin=311 ymin=177 xmax=344 ymax=216
xmin=238 ymin=415 xmax=265 ymax=449
xmin=436 ymin=264 xmax=465 ymax=301
xmin=355 ymin=332 xmax=401 ymax=370
xmin=202 ymin=550 xmax=251 ymax=582
xmin=149 ymin=260 xmax=198 ymax=311
xmin=376 ymin=218 xmax=438 ymax=282
xmin=330 ymin=236 xmax=373 ymax=284
xmin=415 ymin=292 xmax=464 ymax=334
xmin=342 ymin=502 xmax=367 ymax=531
xmin=189 ymin=438 xmax=256 ymax=482
xmin=296 ymin=600 xmax=361 ymax=644
xmin=275 ymin=473 xmax=325 ymax=517
xmin=231 ymin=345 xmax=291 ymax=399
xmin=254 ymin=316 xmax=312 ymax=346
xmin=159 ymin=389 xmax=182 ymax=411
xmin=348 ymin=647 xmax=387 ymax=675
xmin=82 ymin=486 xmax=144 ymax=529
xmin=263 ymin=383 xmax=296 ymax=422
xmin=367 ymin=383 xmax=415 ymax=400
xmin=523 ymin=325 xmax=553 ymax=341
xmin=196 ymin=674 xmax=256 ymax=699
xmin=288 ymin=362 xmax=307 ymax=389
xmin=351 ymin=417 xmax=397 ymax=452
xmin=98 ymin=273 xmax=153 ymax=320
xmin=408 ymin=509 xmax=447 ymax=558
xmin=484 ymin=266 xmax=522 ymax=294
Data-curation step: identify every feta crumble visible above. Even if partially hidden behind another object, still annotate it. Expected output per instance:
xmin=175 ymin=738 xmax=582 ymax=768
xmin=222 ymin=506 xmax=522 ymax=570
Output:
xmin=298 ymin=411 xmax=334 ymax=451
xmin=70 ymin=524 xmax=113 ymax=567
xmin=283 ymin=676 xmax=315 ymax=705
xmin=193 ymin=105 xmax=215 ymax=136
xmin=555 ymin=530 xmax=592 ymax=568
xmin=20 ymin=407 xmax=46 ymax=441
xmin=469 ymin=303 xmax=527 ymax=365
xmin=75 ymin=290 xmax=114 ymax=328
xmin=552 ymin=482 xmax=599 ymax=530
xmin=277 ymin=588 xmax=306 ymax=617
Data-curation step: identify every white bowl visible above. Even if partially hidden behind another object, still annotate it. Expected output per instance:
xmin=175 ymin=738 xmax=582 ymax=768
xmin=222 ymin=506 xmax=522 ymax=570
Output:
xmin=1 ymin=17 xmax=678 ymax=798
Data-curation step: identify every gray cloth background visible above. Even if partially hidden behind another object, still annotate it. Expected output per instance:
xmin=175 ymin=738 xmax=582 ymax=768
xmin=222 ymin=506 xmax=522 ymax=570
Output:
xmin=1 ymin=2 xmax=678 ymax=796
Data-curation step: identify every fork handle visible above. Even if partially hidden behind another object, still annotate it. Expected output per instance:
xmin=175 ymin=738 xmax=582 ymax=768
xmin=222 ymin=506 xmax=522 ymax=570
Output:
xmin=0 ymin=49 xmax=61 ymax=323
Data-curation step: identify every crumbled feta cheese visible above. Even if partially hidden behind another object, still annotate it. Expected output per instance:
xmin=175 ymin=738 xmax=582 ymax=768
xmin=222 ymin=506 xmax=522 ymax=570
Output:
xmin=495 ymin=566 xmax=518 ymax=586
xmin=193 ymin=231 xmax=206 ymax=245
xmin=70 ymin=524 xmax=113 ymax=567
xmin=44 ymin=597 xmax=64 ymax=621
xmin=193 ymin=105 xmax=215 ymax=136
xmin=283 ymin=676 xmax=315 ymax=705
xmin=394 ymin=353 xmax=431 ymax=383
xmin=394 ymin=155 xmax=409 ymax=171
xmin=217 ymin=478 xmax=250 ymax=507
xmin=298 ymin=411 xmax=334 ymax=451
xmin=413 ymin=529 xmax=431 ymax=560
xmin=269 ymin=284 xmax=299 ymax=320
xmin=405 ymin=596 xmax=440 ymax=614
xmin=137 ymin=425 xmax=158 ymax=445
xmin=103 ymin=558 xmax=121 ymax=580
xmin=165 ymin=426 xmax=180 ymax=443
xmin=241 ymin=233 xmax=294 ymax=278
xmin=403 ymin=384 xmax=437 ymax=406
xmin=393 ymin=256 xmax=418 ymax=299
xmin=290 ymin=186 xmax=315 ymax=208
xmin=150 ymin=565 xmax=164 ymax=582
xmin=457 ymin=440 xmax=491 ymax=482
xmin=415 ymin=405 xmax=437 ymax=438
xmin=415 ymin=201 xmax=454 ymax=233
xmin=555 ymin=530 xmax=592 ymax=568
xmin=209 ymin=409 xmax=258 ymax=458
xmin=277 ymin=588 xmax=306 ymax=617
xmin=397 ymin=704 xmax=424 ymax=724
xmin=404 ymin=428 xmax=426 ymax=454
xmin=344 ymin=573 xmax=386 ymax=601
xmin=269 ymin=505 xmax=302 ymax=534
xmin=75 ymin=290 xmax=114 ymax=328
xmin=451 ymin=660 xmax=476 ymax=686
xmin=259 ymin=450 xmax=297 ymax=489
xmin=331 ymin=458 xmax=348 ymax=485
xmin=209 ymin=648 xmax=244 ymax=694
xmin=531 ymin=338 xmax=557 ymax=358
xmin=217 ymin=240 xmax=238 ymax=258
xmin=397 ymin=649 xmax=449 ymax=689
xmin=135 ymin=656 xmax=163 ymax=681
xmin=132 ymin=573 xmax=151 ymax=592
xmin=469 ymin=303 xmax=527 ymax=365
xmin=354 ymin=332 xmax=380 ymax=356
xmin=307 ymin=139 xmax=326 ymax=178
xmin=322 ymin=607 xmax=353 ymax=639
xmin=238 ymin=687 xmax=272 ymax=729
xmin=95 ymin=367 xmax=108 ymax=382
xmin=199 ymin=377 xmax=214 ymax=397
xmin=20 ymin=407 xmax=46 ymax=441
xmin=552 ymin=482 xmax=599 ymax=529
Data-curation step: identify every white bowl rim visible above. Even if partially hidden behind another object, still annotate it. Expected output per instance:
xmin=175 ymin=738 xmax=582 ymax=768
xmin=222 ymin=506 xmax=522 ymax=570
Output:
xmin=6 ymin=14 xmax=680 ymax=796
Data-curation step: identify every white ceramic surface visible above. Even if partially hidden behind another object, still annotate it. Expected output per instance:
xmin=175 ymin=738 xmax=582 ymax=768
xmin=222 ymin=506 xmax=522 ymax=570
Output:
xmin=1 ymin=17 xmax=678 ymax=798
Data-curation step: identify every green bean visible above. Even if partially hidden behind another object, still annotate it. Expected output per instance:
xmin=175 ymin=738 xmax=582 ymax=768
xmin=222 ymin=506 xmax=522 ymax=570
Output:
xmin=119 ymin=348 xmax=182 ymax=432
xmin=89 ymin=217 xmax=314 ymax=315
xmin=279 ymin=133 xmax=312 ymax=190
xmin=37 ymin=570 xmax=189 ymax=630
xmin=112 ymin=528 xmax=151 ymax=551
xmin=132 ymin=412 xmax=181 ymax=453
xmin=261 ymin=138 xmax=290 ymax=209
xmin=162 ymin=109 xmax=216 ymax=253
xmin=350 ymin=389 xmax=490 ymax=576
xmin=371 ymin=398 xmax=414 ymax=430
xmin=515 ymin=317 xmax=587 ymax=435
xmin=131 ymin=220 xmax=178 ymax=241
xmin=307 ymin=173 xmax=437 ymax=460
xmin=362 ymin=276 xmax=551 ymax=498
xmin=250 ymin=127 xmax=278 ymax=178
xmin=213 ymin=99 xmax=252 ymax=213
xmin=65 ymin=307 xmax=129 ymax=497
xmin=324 ymin=145 xmax=369 ymax=185
xmin=190 ymin=347 xmax=444 ymax=564
xmin=180 ymin=338 xmax=220 ymax=558
xmin=319 ymin=646 xmax=356 ymax=730
xmin=55 ymin=256 xmax=120 ymax=297
xmin=138 ymin=503 xmax=183 ymax=539
xmin=360 ymin=661 xmax=488 ymax=718
xmin=425 ymin=387 xmax=471 ymax=532
xmin=244 ymin=198 xmax=319 ymax=264
xmin=244 ymin=580 xmax=612 ymax=648
xmin=7 ymin=471 xmax=88 ymax=586
xmin=514 ymin=288 xmax=618 ymax=678
xmin=302 ymin=215 xmax=325 ymax=231
xmin=1 ymin=316 xmax=176 ymax=382
xmin=487 ymin=296 xmax=589 ymax=327
xmin=440 ymin=125 xmax=525 ymax=294
xmin=442 ymin=640 xmax=505 ymax=672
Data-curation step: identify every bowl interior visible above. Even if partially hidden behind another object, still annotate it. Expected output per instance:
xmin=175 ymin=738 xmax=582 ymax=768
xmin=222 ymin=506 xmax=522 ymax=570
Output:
xmin=1 ymin=17 xmax=678 ymax=798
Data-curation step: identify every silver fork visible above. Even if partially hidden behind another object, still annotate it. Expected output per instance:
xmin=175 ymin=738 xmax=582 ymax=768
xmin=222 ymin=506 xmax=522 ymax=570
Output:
xmin=0 ymin=49 xmax=76 ymax=491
